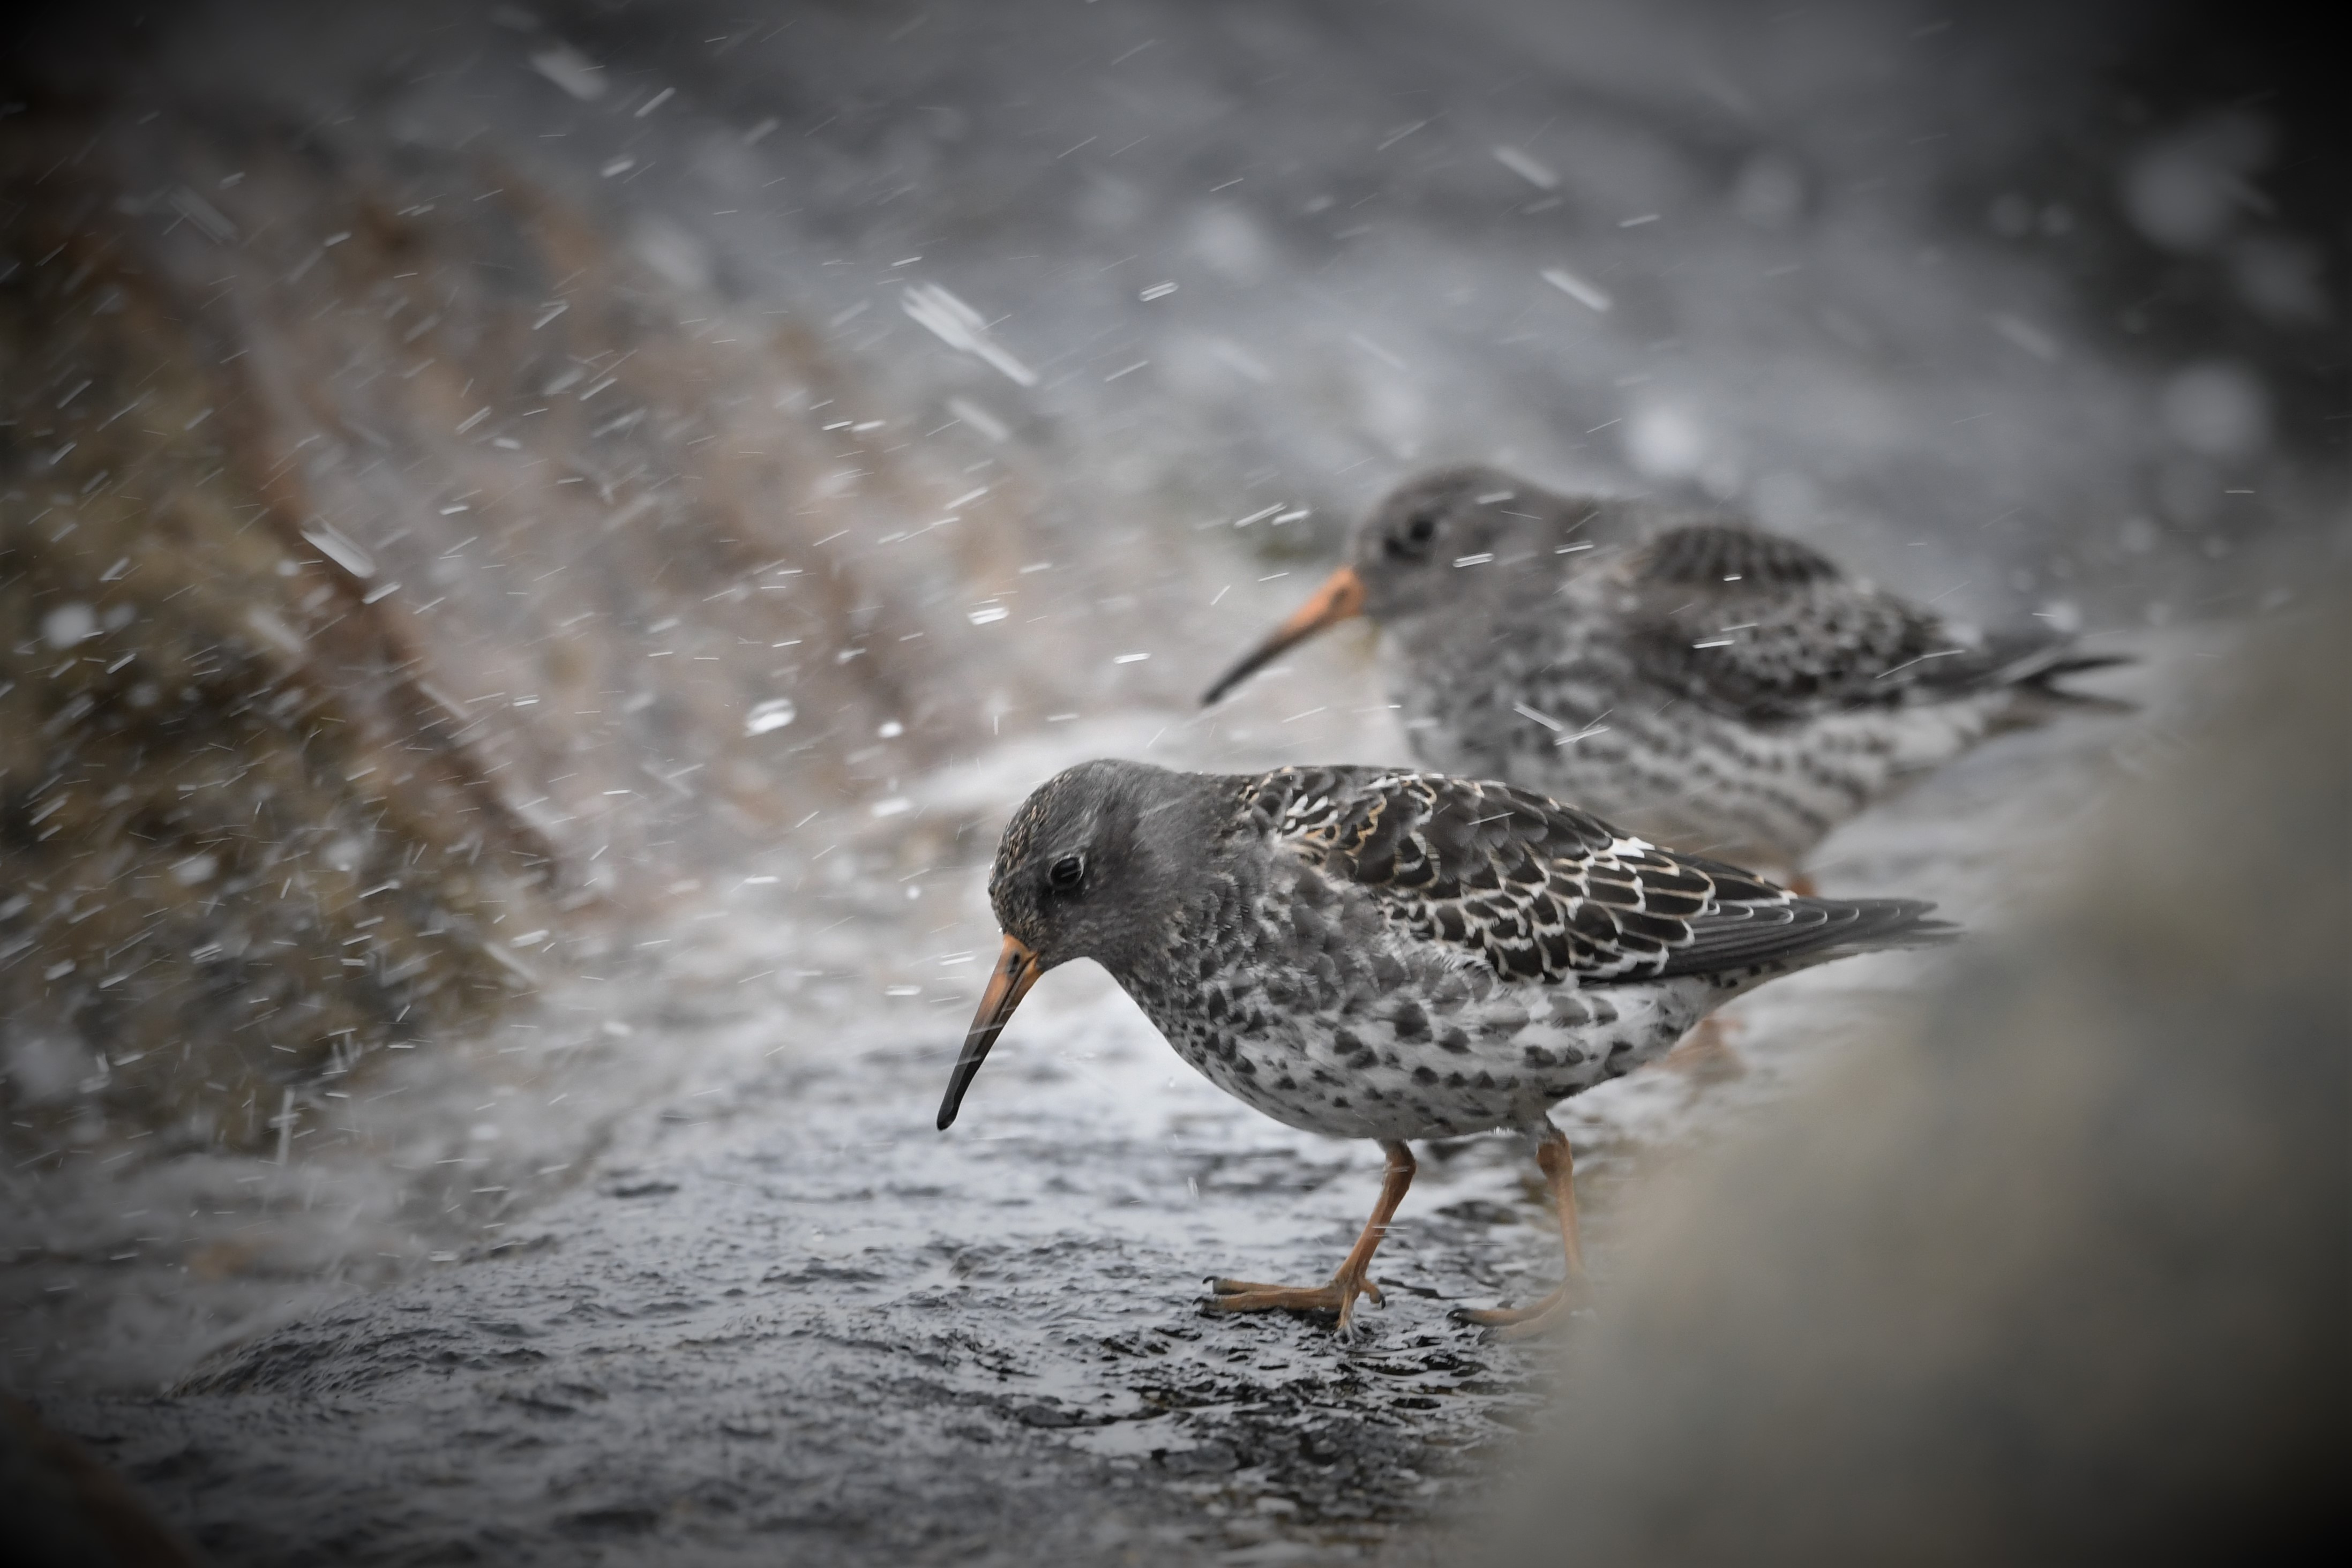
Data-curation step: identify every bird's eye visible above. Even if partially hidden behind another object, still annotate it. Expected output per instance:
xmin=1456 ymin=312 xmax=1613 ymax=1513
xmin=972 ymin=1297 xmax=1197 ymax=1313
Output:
xmin=1387 ymin=509 xmax=1441 ymax=559
xmin=1048 ymin=854 xmax=1085 ymax=891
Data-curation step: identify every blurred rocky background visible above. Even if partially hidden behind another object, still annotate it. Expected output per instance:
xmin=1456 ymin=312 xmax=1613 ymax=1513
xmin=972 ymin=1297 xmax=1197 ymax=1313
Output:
xmin=0 ymin=0 xmax=2342 ymax=1561
xmin=6 ymin=0 xmax=2342 ymax=1151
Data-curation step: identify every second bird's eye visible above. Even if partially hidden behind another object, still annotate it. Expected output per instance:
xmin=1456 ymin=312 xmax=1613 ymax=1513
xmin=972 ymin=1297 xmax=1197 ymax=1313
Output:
xmin=1389 ymin=510 xmax=1440 ymax=558
xmin=1048 ymin=854 xmax=1085 ymax=891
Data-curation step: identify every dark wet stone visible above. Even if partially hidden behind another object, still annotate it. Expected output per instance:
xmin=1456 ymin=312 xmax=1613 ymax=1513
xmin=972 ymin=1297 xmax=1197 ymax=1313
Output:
xmin=603 ymin=1179 xmax=681 ymax=1199
xmin=559 ymin=1505 xmax=662 ymax=1536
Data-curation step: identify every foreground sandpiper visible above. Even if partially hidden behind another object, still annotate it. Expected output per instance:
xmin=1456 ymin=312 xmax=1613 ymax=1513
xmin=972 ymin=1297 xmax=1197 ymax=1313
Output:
xmin=1203 ymin=467 xmax=2127 ymax=880
xmin=936 ymin=759 xmax=1952 ymax=1336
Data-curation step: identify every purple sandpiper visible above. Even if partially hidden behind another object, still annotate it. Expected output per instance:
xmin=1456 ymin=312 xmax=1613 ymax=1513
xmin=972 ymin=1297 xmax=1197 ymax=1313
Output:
xmin=1203 ymin=467 xmax=2126 ymax=882
xmin=936 ymin=759 xmax=1952 ymax=1336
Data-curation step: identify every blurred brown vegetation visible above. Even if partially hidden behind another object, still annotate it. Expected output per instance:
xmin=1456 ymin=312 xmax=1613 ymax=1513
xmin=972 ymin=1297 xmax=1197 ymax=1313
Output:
xmin=1 ymin=95 xmax=1051 ymax=1150
xmin=2 ymin=114 xmax=551 ymax=1147
xmin=1479 ymin=603 xmax=2347 ymax=1563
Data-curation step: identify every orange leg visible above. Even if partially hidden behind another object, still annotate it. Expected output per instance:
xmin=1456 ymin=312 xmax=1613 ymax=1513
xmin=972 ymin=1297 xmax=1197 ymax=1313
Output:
xmin=1454 ymin=1123 xmax=1589 ymax=1338
xmin=1786 ymin=869 xmax=1818 ymax=898
xmin=1207 ymin=1139 xmax=1415 ymax=1337
xmin=1664 ymin=1012 xmax=1747 ymax=1084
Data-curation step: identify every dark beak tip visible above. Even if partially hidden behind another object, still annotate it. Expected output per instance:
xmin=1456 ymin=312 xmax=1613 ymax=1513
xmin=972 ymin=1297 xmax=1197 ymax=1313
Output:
xmin=1199 ymin=565 xmax=1363 ymax=708
xmin=935 ymin=935 xmax=1037 ymax=1138
xmin=1200 ymin=648 xmax=1280 ymax=708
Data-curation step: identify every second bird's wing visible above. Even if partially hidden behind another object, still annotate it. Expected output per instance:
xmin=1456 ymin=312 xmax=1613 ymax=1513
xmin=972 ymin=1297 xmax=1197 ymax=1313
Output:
xmin=1619 ymin=524 xmax=2042 ymax=720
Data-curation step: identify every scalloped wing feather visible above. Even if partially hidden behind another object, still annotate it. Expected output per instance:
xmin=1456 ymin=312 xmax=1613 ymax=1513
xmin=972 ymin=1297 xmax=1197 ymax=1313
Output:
xmin=1621 ymin=526 xmax=1996 ymax=720
xmin=1245 ymin=767 xmax=1940 ymax=986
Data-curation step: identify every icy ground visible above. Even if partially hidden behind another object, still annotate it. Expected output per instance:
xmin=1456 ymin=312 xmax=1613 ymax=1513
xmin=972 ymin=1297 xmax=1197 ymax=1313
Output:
xmin=17 ymin=629 xmax=2183 ymax=1565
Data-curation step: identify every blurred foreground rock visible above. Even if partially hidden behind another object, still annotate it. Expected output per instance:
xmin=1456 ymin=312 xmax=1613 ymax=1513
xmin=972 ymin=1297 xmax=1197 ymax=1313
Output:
xmin=1482 ymin=604 xmax=2348 ymax=1563
xmin=2 ymin=1394 xmax=201 ymax=1567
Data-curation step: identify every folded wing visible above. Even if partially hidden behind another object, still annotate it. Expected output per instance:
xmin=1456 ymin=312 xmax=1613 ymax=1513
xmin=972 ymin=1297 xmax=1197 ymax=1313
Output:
xmin=1621 ymin=523 xmax=2101 ymax=721
xmin=1248 ymin=766 xmax=1950 ymax=985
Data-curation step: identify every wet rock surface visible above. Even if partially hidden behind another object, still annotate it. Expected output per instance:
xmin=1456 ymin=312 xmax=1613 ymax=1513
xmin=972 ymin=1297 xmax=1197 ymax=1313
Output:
xmin=22 ymin=641 xmax=2181 ymax=1566
xmin=53 ymin=1003 xmax=1569 ymax=1564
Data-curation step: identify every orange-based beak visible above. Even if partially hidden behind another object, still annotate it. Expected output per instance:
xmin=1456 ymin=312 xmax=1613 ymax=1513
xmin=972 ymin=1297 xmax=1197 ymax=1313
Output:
xmin=935 ymin=935 xmax=1043 ymax=1130
xmin=1200 ymin=565 xmax=1366 ymax=707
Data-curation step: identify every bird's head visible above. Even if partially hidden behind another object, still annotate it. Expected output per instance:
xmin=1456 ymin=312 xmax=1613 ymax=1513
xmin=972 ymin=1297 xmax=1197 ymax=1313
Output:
xmin=1200 ymin=466 xmax=1570 ymax=705
xmin=935 ymin=759 xmax=1197 ymax=1130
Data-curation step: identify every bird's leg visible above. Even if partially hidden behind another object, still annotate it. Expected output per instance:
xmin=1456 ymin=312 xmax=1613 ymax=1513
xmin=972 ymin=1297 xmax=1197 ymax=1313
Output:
xmin=1670 ymin=857 xmax=1805 ymax=1083
xmin=1455 ymin=1122 xmax=1589 ymax=1336
xmin=1207 ymin=1139 xmax=1415 ymax=1336
xmin=1664 ymin=1012 xmax=1747 ymax=1084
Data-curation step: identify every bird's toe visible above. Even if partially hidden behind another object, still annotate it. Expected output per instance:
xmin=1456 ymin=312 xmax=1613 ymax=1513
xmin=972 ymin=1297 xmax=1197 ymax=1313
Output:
xmin=1201 ymin=1282 xmax=1340 ymax=1314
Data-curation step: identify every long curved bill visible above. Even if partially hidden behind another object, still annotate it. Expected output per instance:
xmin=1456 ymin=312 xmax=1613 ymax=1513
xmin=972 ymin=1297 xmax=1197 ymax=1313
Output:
xmin=935 ymin=935 xmax=1043 ymax=1130
xmin=1199 ymin=565 xmax=1366 ymax=707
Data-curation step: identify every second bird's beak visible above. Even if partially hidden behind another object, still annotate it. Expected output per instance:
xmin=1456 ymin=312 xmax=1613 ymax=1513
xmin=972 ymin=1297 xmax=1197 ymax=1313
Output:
xmin=935 ymin=934 xmax=1042 ymax=1130
xmin=1199 ymin=565 xmax=1367 ymax=706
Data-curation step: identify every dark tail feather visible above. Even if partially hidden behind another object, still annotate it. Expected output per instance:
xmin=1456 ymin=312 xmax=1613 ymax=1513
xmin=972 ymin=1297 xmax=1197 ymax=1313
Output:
xmin=1822 ymin=898 xmax=1963 ymax=958
xmin=1976 ymin=635 xmax=2137 ymax=714
xmin=2007 ymin=648 xmax=2138 ymax=714
xmin=1657 ymin=895 xmax=1958 ymax=978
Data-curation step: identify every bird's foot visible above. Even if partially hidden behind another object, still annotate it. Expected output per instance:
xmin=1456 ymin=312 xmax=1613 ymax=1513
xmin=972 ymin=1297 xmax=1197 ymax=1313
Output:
xmin=1449 ymin=1282 xmax=1585 ymax=1340
xmin=1205 ymin=1271 xmax=1383 ymax=1336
